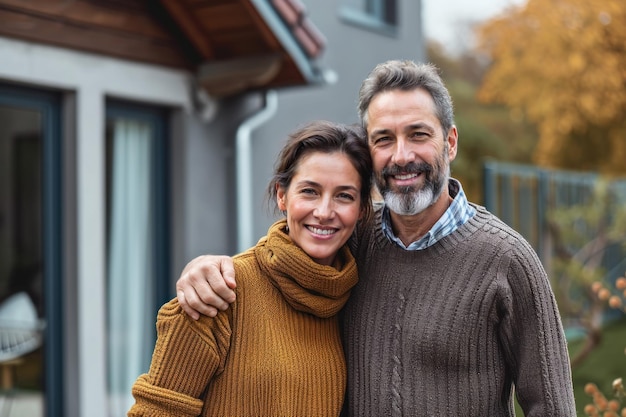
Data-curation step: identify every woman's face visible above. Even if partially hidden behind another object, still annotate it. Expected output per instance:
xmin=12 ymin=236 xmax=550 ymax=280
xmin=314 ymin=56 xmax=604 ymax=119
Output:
xmin=277 ymin=151 xmax=363 ymax=266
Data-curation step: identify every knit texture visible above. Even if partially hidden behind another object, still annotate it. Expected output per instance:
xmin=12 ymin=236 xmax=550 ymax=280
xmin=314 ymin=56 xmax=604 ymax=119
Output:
xmin=342 ymin=204 xmax=576 ymax=416
xmin=129 ymin=220 xmax=358 ymax=416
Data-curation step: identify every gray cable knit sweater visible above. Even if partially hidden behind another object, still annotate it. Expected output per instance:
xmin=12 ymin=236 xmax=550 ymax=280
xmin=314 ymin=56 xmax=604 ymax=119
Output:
xmin=342 ymin=203 xmax=576 ymax=416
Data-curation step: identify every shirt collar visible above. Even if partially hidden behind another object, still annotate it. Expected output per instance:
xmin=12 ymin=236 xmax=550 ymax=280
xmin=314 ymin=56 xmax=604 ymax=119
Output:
xmin=381 ymin=178 xmax=476 ymax=250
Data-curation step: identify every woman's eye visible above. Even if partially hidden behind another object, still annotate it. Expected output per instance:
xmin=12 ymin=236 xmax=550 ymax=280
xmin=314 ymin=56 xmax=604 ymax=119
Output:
xmin=301 ymin=188 xmax=317 ymax=195
xmin=337 ymin=193 xmax=355 ymax=201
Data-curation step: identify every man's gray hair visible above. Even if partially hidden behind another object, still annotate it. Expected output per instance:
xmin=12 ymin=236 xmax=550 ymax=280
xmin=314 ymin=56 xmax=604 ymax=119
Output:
xmin=357 ymin=60 xmax=455 ymax=137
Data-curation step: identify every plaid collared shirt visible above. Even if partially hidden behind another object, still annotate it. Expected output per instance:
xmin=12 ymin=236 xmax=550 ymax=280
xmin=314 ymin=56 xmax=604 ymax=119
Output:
xmin=381 ymin=178 xmax=476 ymax=250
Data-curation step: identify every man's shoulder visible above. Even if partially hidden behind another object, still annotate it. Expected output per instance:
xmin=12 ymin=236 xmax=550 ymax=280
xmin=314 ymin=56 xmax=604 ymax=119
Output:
xmin=466 ymin=203 xmax=537 ymax=252
xmin=469 ymin=203 xmax=507 ymax=231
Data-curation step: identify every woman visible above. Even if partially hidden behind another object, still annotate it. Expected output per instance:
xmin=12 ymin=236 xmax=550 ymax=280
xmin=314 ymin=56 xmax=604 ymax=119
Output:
xmin=128 ymin=120 xmax=372 ymax=416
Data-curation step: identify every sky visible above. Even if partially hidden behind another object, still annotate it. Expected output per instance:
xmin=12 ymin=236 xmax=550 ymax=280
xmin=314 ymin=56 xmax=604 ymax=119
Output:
xmin=422 ymin=0 xmax=527 ymax=54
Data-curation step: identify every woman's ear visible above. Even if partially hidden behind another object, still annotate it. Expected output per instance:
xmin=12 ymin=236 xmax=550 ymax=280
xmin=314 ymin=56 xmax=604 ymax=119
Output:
xmin=276 ymin=184 xmax=287 ymax=211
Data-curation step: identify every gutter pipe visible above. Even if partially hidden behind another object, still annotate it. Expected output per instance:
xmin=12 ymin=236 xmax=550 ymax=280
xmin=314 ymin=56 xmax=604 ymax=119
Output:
xmin=235 ymin=90 xmax=278 ymax=252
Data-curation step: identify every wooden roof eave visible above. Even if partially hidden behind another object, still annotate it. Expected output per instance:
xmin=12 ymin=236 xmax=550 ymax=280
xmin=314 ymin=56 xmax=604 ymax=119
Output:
xmin=160 ymin=0 xmax=327 ymax=98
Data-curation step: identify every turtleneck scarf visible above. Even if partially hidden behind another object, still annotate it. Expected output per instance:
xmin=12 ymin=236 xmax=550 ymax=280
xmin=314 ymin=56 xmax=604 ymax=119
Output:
xmin=256 ymin=219 xmax=358 ymax=318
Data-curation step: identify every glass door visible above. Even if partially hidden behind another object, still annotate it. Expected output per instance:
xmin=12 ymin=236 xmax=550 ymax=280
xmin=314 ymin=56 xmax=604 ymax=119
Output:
xmin=0 ymin=84 xmax=63 ymax=417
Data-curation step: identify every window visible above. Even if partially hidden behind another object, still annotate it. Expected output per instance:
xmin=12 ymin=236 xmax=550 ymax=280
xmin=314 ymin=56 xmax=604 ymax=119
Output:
xmin=105 ymin=101 xmax=170 ymax=416
xmin=340 ymin=0 xmax=398 ymax=36
xmin=0 ymin=84 xmax=63 ymax=416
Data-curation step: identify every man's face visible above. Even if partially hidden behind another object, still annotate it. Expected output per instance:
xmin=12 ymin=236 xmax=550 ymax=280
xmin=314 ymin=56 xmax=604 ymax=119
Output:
xmin=366 ymin=88 xmax=458 ymax=215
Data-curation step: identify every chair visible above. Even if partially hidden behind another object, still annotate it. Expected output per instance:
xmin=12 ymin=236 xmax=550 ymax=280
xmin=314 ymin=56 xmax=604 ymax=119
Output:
xmin=0 ymin=292 xmax=45 ymax=416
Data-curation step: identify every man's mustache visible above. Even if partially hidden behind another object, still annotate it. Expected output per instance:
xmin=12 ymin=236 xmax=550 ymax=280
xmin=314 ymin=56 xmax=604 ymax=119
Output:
xmin=381 ymin=162 xmax=432 ymax=178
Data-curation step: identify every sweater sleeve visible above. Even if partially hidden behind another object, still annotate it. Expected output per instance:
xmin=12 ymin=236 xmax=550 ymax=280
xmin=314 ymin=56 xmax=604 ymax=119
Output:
xmin=128 ymin=298 xmax=232 ymax=416
xmin=497 ymin=241 xmax=576 ymax=416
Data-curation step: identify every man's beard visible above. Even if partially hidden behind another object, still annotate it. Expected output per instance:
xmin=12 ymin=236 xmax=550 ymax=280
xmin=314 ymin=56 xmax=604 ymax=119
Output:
xmin=376 ymin=153 xmax=450 ymax=216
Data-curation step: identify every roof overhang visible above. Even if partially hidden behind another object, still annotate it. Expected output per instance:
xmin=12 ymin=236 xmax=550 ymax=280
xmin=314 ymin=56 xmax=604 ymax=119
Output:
xmin=160 ymin=0 xmax=329 ymax=97
xmin=0 ymin=0 xmax=330 ymax=98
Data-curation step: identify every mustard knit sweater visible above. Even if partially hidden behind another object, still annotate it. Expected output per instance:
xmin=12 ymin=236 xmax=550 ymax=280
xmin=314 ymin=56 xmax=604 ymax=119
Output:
xmin=128 ymin=220 xmax=358 ymax=417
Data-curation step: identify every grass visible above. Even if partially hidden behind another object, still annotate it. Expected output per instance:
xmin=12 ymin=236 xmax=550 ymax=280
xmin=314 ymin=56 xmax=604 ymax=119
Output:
xmin=570 ymin=317 xmax=626 ymax=416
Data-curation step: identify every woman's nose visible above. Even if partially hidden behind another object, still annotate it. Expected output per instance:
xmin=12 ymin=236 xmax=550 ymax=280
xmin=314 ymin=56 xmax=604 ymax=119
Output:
xmin=314 ymin=197 xmax=335 ymax=219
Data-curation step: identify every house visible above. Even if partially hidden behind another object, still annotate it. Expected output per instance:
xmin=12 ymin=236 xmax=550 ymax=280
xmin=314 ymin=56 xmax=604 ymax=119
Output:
xmin=0 ymin=0 xmax=424 ymax=415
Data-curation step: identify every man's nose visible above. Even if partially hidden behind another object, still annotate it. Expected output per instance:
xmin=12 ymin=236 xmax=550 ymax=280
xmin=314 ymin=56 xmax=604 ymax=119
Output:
xmin=392 ymin=139 xmax=414 ymax=166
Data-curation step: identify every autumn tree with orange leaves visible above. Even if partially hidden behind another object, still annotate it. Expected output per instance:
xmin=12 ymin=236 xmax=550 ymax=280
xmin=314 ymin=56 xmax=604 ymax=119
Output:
xmin=476 ymin=0 xmax=626 ymax=175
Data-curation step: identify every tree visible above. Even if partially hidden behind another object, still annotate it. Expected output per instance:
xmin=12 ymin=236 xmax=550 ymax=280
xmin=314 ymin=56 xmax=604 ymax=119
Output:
xmin=426 ymin=41 xmax=538 ymax=203
xmin=476 ymin=0 xmax=626 ymax=174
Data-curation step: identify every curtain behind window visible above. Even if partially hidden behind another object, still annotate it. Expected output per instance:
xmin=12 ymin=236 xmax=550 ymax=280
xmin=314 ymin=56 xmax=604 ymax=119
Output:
xmin=106 ymin=119 xmax=155 ymax=415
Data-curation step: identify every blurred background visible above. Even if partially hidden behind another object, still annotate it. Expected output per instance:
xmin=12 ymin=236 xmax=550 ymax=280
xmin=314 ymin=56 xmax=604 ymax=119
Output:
xmin=0 ymin=0 xmax=624 ymax=416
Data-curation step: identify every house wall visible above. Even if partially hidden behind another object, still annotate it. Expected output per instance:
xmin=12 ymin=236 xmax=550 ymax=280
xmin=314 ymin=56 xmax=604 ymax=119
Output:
xmin=241 ymin=0 xmax=426 ymax=245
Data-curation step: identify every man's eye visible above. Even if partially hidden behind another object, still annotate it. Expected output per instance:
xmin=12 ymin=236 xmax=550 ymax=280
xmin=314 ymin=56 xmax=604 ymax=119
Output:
xmin=374 ymin=137 xmax=390 ymax=144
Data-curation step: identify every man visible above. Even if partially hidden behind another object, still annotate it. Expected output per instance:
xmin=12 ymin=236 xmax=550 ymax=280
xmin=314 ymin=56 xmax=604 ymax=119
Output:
xmin=176 ymin=60 xmax=576 ymax=416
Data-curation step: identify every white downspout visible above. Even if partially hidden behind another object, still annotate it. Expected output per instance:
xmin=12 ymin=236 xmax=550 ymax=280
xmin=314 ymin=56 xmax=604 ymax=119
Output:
xmin=235 ymin=90 xmax=278 ymax=252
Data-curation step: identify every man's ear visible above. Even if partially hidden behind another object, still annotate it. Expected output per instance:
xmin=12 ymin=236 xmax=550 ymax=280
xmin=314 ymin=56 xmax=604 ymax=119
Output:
xmin=447 ymin=125 xmax=458 ymax=162
xmin=276 ymin=184 xmax=287 ymax=211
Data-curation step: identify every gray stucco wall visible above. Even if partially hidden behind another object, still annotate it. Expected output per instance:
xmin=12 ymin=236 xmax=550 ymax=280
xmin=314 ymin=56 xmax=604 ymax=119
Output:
xmin=249 ymin=0 xmax=425 ymax=246
xmin=175 ymin=0 xmax=425 ymax=271
xmin=175 ymin=94 xmax=269 ymax=266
